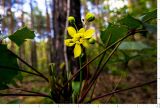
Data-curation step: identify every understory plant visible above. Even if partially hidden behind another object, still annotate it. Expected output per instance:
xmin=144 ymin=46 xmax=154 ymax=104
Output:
xmin=0 ymin=10 xmax=157 ymax=103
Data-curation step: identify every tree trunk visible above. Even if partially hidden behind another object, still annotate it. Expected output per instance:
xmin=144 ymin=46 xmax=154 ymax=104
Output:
xmin=52 ymin=0 xmax=67 ymax=73
xmin=19 ymin=0 xmax=26 ymax=69
xmin=30 ymin=0 xmax=37 ymax=68
xmin=8 ymin=1 xmax=15 ymax=51
xmin=45 ymin=0 xmax=53 ymax=65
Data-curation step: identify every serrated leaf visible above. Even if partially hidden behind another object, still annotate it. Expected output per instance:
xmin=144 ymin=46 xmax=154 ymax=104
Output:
xmin=118 ymin=41 xmax=150 ymax=50
xmin=9 ymin=26 xmax=35 ymax=46
xmin=100 ymin=24 xmax=128 ymax=45
xmin=119 ymin=15 xmax=142 ymax=29
xmin=141 ymin=9 xmax=157 ymax=22
xmin=0 ymin=44 xmax=21 ymax=89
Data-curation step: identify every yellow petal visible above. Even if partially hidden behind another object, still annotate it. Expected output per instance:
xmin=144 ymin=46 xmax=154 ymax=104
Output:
xmin=74 ymin=44 xmax=82 ymax=58
xmin=68 ymin=43 xmax=75 ymax=46
xmin=64 ymin=39 xmax=75 ymax=47
xmin=74 ymin=33 xmax=83 ymax=38
xmin=82 ymin=40 xmax=89 ymax=48
xmin=84 ymin=29 xmax=95 ymax=38
xmin=78 ymin=28 xmax=85 ymax=33
xmin=67 ymin=27 xmax=76 ymax=37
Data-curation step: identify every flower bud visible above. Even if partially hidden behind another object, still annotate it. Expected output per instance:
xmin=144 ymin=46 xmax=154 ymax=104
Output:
xmin=86 ymin=12 xmax=95 ymax=22
xmin=68 ymin=16 xmax=75 ymax=24
xmin=89 ymin=38 xmax=96 ymax=44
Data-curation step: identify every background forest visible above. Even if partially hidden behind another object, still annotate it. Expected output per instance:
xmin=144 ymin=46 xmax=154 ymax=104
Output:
xmin=0 ymin=0 xmax=157 ymax=103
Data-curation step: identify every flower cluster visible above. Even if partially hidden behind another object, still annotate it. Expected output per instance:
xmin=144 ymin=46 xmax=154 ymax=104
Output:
xmin=65 ymin=13 xmax=95 ymax=58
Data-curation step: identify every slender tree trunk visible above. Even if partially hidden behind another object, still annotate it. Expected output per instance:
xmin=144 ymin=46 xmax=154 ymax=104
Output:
xmin=30 ymin=0 xmax=37 ymax=68
xmin=1 ymin=0 xmax=5 ymax=31
xmin=19 ymin=0 xmax=26 ymax=69
xmin=52 ymin=0 xmax=67 ymax=73
xmin=45 ymin=0 xmax=53 ymax=65
xmin=8 ymin=1 xmax=15 ymax=51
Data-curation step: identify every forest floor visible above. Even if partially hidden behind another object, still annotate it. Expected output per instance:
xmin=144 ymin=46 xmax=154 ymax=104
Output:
xmin=0 ymin=60 xmax=157 ymax=104
xmin=94 ymin=60 xmax=157 ymax=103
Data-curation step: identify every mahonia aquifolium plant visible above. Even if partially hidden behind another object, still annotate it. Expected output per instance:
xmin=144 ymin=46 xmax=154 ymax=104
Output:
xmin=65 ymin=13 xmax=96 ymax=58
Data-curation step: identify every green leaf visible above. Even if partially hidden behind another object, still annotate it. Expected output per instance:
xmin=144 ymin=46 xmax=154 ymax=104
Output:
xmin=0 ymin=44 xmax=20 ymax=89
xmin=119 ymin=15 xmax=142 ymax=29
xmin=72 ymin=81 xmax=80 ymax=94
xmin=118 ymin=41 xmax=150 ymax=51
xmin=100 ymin=24 xmax=128 ymax=45
xmin=9 ymin=26 xmax=35 ymax=46
xmin=141 ymin=9 xmax=157 ymax=22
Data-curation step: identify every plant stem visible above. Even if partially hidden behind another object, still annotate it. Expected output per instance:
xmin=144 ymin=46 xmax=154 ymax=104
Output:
xmin=0 ymin=87 xmax=53 ymax=100
xmin=78 ymin=42 xmax=121 ymax=103
xmin=89 ymin=80 xmax=97 ymax=100
xmin=85 ymin=80 xmax=157 ymax=103
xmin=8 ymin=50 xmax=49 ymax=82
xmin=79 ymin=55 xmax=83 ymax=96
xmin=87 ymin=33 xmax=112 ymax=99
xmin=94 ymin=33 xmax=111 ymax=77
xmin=0 ymin=65 xmax=43 ymax=78
xmin=0 ymin=93 xmax=52 ymax=99
xmin=62 ymin=34 xmax=129 ymax=88
xmin=74 ymin=23 xmax=78 ymax=31
xmin=8 ymin=87 xmax=50 ymax=97
xmin=61 ymin=29 xmax=143 ymax=91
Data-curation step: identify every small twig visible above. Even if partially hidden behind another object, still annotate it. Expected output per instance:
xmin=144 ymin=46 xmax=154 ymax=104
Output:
xmin=8 ymin=50 xmax=49 ymax=82
xmin=85 ymin=79 xmax=156 ymax=103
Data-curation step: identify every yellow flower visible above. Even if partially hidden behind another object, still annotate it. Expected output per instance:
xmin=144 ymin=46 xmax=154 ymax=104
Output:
xmin=64 ymin=27 xmax=95 ymax=58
